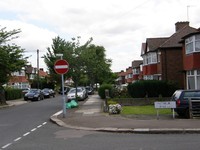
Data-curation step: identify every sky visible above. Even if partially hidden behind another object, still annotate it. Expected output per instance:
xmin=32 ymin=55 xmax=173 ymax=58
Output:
xmin=0 ymin=0 xmax=200 ymax=72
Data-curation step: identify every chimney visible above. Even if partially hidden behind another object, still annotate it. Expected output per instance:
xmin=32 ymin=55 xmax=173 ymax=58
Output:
xmin=175 ymin=21 xmax=189 ymax=32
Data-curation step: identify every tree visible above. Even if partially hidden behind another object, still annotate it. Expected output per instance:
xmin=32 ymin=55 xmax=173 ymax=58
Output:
xmin=44 ymin=36 xmax=115 ymax=92
xmin=81 ymin=44 xmax=113 ymax=87
xmin=43 ymin=36 xmax=92 ymax=88
xmin=0 ymin=27 xmax=28 ymax=104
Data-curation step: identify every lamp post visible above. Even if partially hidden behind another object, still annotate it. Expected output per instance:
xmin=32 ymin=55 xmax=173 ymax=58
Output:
xmin=55 ymin=54 xmax=66 ymax=118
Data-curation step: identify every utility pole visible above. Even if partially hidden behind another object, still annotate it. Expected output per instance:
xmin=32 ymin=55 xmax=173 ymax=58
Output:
xmin=37 ymin=49 xmax=39 ymax=89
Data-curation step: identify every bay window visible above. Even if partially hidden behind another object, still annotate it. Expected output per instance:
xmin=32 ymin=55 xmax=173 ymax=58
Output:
xmin=142 ymin=52 xmax=157 ymax=65
xmin=185 ymin=34 xmax=200 ymax=54
xmin=187 ymin=70 xmax=200 ymax=90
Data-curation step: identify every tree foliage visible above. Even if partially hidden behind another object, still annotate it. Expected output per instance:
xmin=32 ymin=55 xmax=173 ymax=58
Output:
xmin=43 ymin=36 xmax=114 ymax=88
xmin=0 ymin=27 xmax=28 ymax=103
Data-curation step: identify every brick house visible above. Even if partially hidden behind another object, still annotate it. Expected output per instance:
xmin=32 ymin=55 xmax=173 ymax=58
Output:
xmin=181 ymin=31 xmax=200 ymax=89
xmin=141 ymin=21 xmax=198 ymax=88
xmin=125 ymin=67 xmax=133 ymax=83
xmin=8 ymin=66 xmax=48 ymax=89
xmin=116 ymin=70 xmax=126 ymax=85
xmin=132 ymin=60 xmax=143 ymax=82
xmin=8 ymin=69 xmax=30 ymax=89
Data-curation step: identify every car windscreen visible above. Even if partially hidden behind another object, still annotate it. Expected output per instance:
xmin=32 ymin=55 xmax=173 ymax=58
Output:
xmin=183 ymin=91 xmax=200 ymax=98
xmin=69 ymin=88 xmax=82 ymax=93
xmin=29 ymin=90 xmax=38 ymax=93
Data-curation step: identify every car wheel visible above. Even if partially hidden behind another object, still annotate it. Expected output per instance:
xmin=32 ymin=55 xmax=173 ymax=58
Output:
xmin=37 ymin=96 xmax=41 ymax=101
xmin=185 ymin=109 xmax=190 ymax=119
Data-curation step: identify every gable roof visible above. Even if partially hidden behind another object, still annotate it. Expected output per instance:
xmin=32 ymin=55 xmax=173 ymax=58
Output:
xmin=160 ymin=25 xmax=198 ymax=48
xmin=39 ymin=70 xmax=48 ymax=77
xmin=141 ymin=43 xmax=146 ymax=55
xmin=146 ymin=37 xmax=168 ymax=52
xmin=118 ymin=71 xmax=126 ymax=76
xmin=132 ymin=60 xmax=143 ymax=68
xmin=9 ymin=76 xmax=28 ymax=83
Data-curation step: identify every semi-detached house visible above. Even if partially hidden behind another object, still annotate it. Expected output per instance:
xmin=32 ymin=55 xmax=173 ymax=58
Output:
xmin=141 ymin=21 xmax=198 ymax=89
xmin=181 ymin=31 xmax=200 ymax=90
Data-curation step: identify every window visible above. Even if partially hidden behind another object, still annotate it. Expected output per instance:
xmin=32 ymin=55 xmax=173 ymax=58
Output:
xmin=143 ymin=55 xmax=147 ymax=65
xmin=133 ymin=68 xmax=139 ymax=75
xmin=143 ymin=52 xmax=157 ymax=65
xmin=185 ymin=34 xmax=200 ymax=54
xmin=128 ymin=74 xmax=132 ymax=78
xmin=187 ymin=70 xmax=200 ymax=90
xmin=195 ymin=35 xmax=200 ymax=52
xmin=152 ymin=53 xmax=157 ymax=63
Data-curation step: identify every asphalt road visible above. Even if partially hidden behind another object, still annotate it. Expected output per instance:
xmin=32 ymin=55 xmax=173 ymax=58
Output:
xmin=1 ymin=95 xmax=200 ymax=150
xmin=0 ymin=95 xmax=61 ymax=149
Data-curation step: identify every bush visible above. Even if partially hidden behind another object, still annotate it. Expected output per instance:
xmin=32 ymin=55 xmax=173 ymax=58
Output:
xmin=98 ymin=84 xmax=113 ymax=99
xmin=127 ymin=80 xmax=178 ymax=98
xmin=5 ymin=87 xmax=23 ymax=100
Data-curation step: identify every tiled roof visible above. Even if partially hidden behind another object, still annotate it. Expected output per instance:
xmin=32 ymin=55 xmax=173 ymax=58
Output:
xmin=160 ymin=26 xmax=198 ymax=48
xmin=118 ymin=71 xmax=126 ymax=76
xmin=141 ymin=43 xmax=146 ymax=55
xmin=39 ymin=70 xmax=48 ymax=77
xmin=132 ymin=60 xmax=143 ymax=68
xmin=9 ymin=76 xmax=28 ymax=83
xmin=146 ymin=37 xmax=169 ymax=52
xmin=125 ymin=67 xmax=132 ymax=74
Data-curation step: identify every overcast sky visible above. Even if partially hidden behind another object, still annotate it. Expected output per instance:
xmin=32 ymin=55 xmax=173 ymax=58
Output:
xmin=1 ymin=0 xmax=200 ymax=72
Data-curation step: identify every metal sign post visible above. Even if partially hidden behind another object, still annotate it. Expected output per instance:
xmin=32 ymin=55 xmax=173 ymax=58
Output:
xmin=54 ymin=54 xmax=69 ymax=118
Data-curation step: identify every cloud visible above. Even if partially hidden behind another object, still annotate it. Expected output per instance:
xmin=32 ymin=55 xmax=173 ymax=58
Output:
xmin=0 ymin=19 xmax=57 ymax=69
xmin=0 ymin=0 xmax=200 ymax=72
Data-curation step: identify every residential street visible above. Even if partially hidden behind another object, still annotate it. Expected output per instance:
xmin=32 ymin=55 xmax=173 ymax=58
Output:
xmin=1 ymin=95 xmax=200 ymax=150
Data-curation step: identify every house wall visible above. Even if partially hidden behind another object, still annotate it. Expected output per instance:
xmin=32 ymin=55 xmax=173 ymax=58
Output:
xmin=161 ymin=48 xmax=184 ymax=88
xmin=132 ymin=74 xmax=139 ymax=80
xmin=142 ymin=64 xmax=157 ymax=75
xmin=183 ymin=52 xmax=200 ymax=70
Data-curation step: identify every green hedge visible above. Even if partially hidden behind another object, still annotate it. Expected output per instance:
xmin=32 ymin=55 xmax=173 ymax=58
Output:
xmin=98 ymin=84 xmax=113 ymax=99
xmin=127 ymin=80 xmax=178 ymax=98
xmin=5 ymin=88 xmax=23 ymax=100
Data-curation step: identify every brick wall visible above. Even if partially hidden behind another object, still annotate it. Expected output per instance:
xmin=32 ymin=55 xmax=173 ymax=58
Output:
xmin=161 ymin=48 xmax=184 ymax=88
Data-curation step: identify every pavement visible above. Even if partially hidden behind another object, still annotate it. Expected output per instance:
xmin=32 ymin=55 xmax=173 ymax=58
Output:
xmin=2 ymin=95 xmax=200 ymax=133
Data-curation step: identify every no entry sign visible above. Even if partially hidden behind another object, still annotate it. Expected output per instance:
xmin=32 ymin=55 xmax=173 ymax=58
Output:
xmin=54 ymin=59 xmax=69 ymax=74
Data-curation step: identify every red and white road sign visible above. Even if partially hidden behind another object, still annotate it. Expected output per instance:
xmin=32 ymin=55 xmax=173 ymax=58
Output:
xmin=54 ymin=59 xmax=69 ymax=74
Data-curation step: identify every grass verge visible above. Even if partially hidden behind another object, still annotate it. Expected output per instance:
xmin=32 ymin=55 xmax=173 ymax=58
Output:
xmin=121 ymin=105 xmax=172 ymax=115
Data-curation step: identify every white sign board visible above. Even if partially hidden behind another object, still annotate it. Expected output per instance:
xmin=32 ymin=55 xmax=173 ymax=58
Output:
xmin=154 ymin=101 xmax=176 ymax=109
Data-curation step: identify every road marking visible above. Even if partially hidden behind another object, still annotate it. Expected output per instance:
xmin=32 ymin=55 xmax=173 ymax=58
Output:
xmin=1 ymin=122 xmax=48 ymax=149
xmin=37 ymin=125 xmax=42 ymax=128
xmin=14 ymin=137 xmax=22 ymax=142
xmin=23 ymin=132 xmax=30 ymax=136
xmin=53 ymin=110 xmax=62 ymax=116
xmin=2 ymin=143 xmax=12 ymax=149
xmin=42 ymin=122 xmax=47 ymax=125
xmin=31 ymin=128 xmax=37 ymax=132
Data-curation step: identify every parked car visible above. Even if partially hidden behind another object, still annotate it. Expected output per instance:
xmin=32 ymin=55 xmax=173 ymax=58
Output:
xmin=22 ymin=88 xmax=30 ymax=96
xmin=67 ymin=87 xmax=87 ymax=101
xmin=78 ymin=86 xmax=88 ymax=98
xmin=24 ymin=89 xmax=44 ymax=101
xmin=171 ymin=89 xmax=200 ymax=118
xmin=42 ymin=88 xmax=55 ymax=98
xmin=59 ymin=86 xmax=71 ymax=95
xmin=86 ymin=86 xmax=94 ymax=95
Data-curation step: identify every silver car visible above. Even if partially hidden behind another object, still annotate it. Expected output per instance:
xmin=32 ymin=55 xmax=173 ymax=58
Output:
xmin=67 ymin=87 xmax=86 ymax=101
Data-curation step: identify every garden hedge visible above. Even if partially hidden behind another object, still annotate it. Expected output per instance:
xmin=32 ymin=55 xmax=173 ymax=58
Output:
xmin=127 ymin=80 xmax=178 ymax=98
